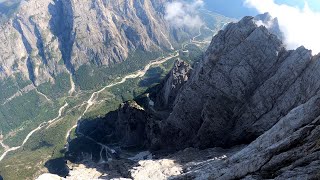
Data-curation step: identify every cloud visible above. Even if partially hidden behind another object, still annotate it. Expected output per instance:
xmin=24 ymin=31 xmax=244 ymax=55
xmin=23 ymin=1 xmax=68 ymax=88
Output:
xmin=165 ymin=0 xmax=204 ymax=28
xmin=245 ymin=0 xmax=320 ymax=55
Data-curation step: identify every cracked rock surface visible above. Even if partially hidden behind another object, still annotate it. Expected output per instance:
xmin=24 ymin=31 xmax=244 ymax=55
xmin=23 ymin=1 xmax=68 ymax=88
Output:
xmin=49 ymin=15 xmax=320 ymax=180
xmin=159 ymin=16 xmax=320 ymax=179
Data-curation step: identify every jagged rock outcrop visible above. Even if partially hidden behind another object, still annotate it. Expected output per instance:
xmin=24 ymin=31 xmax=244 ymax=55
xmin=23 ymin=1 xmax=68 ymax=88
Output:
xmin=68 ymin=101 xmax=152 ymax=163
xmin=174 ymin=96 xmax=320 ymax=179
xmin=157 ymin=16 xmax=318 ymax=150
xmin=151 ymin=14 xmax=320 ymax=179
xmin=254 ymin=12 xmax=283 ymax=40
xmin=115 ymin=101 xmax=150 ymax=148
xmin=64 ymin=14 xmax=320 ymax=180
xmin=154 ymin=59 xmax=192 ymax=109
xmin=75 ymin=101 xmax=149 ymax=149
xmin=0 ymin=0 xmax=193 ymax=85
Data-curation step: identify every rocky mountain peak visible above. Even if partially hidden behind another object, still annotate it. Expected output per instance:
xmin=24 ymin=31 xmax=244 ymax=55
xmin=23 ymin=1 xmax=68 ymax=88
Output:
xmin=254 ymin=12 xmax=284 ymax=40
xmin=159 ymin=15 xmax=290 ymax=149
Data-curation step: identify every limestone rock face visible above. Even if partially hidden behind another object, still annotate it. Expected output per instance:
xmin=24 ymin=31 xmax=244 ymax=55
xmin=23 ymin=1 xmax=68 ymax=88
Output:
xmin=155 ymin=59 xmax=192 ymax=109
xmin=0 ymin=0 xmax=189 ymax=85
xmin=153 ymin=15 xmax=320 ymax=179
xmin=158 ymin=16 xmax=318 ymax=151
xmin=173 ymin=96 xmax=320 ymax=180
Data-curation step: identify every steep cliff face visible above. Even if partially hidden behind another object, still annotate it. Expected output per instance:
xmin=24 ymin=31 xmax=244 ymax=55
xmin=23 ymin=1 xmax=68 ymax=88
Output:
xmin=0 ymin=0 xmax=189 ymax=85
xmin=158 ymin=16 xmax=317 ymax=150
xmin=154 ymin=59 xmax=192 ymax=109
xmin=156 ymin=15 xmax=320 ymax=179
xmin=174 ymin=96 xmax=320 ymax=180
xmin=115 ymin=101 xmax=150 ymax=148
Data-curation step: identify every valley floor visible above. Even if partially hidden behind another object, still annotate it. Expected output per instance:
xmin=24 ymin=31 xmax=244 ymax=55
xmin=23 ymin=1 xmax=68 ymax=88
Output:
xmin=0 ymin=11 xmax=223 ymax=179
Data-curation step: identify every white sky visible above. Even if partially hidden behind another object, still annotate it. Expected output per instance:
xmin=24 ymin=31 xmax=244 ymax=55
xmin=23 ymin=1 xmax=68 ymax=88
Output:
xmin=245 ymin=0 xmax=320 ymax=55
xmin=165 ymin=0 xmax=204 ymax=28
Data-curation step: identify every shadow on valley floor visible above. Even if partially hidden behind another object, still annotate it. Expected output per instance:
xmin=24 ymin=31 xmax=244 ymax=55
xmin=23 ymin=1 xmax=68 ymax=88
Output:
xmin=45 ymin=157 xmax=69 ymax=177
xmin=31 ymin=140 xmax=53 ymax=151
xmin=43 ymin=107 xmax=140 ymax=179
xmin=43 ymin=98 xmax=241 ymax=179
xmin=43 ymin=84 xmax=232 ymax=179
xmin=43 ymin=90 xmax=174 ymax=179
xmin=138 ymin=66 xmax=164 ymax=88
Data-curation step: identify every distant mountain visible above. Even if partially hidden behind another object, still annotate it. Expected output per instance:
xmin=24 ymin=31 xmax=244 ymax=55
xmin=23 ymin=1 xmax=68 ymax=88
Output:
xmin=0 ymin=0 xmax=186 ymax=85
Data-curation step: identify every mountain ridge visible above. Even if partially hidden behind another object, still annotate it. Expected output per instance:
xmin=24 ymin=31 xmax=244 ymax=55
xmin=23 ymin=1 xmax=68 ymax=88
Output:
xmin=62 ymin=14 xmax=320 ymax=179
xmin=0 ymin=0 xmax=190 ymax=85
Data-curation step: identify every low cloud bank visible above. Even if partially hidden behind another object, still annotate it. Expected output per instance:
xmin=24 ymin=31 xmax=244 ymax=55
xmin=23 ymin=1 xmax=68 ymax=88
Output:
xmin=245 ymin=0 xmax=320 ymax=55
xmin=165 ymin=0 xmax=204 ymax=28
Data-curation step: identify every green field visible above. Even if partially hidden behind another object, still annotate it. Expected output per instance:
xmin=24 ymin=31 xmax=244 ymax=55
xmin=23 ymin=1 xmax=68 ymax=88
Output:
xmin=0 ymin=106 xmax=85 ymax=180
xmin=0 ymin=65 xmax=172 ymax=180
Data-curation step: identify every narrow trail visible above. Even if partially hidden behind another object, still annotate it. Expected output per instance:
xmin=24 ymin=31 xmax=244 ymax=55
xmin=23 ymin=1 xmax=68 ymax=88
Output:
xmin=46 ymin=103 xmax=69 ymax=129
xmin=1 ymin=91 xmax=22 ymax=106
xmin=204 ymin=26 xmax=215 ymax=33
xmin=1 ymin=84 xmax=35 ymax=106
xmin=181 ymin=25 xmax=218 ymax=50
xmin=192 ymin=25 xmax=203 ymax=41
xmin=0 ymin=141 xmax=9 ymax=151
xmin=35 ymin=89 xmax=52 ymax=102
xmin=190 ymin=25 xmax=219 ymax=46
xmin=0 ymin=102 xmax=69 ymax=162
xmin=68 ymin=71 xmax=76 ymax=96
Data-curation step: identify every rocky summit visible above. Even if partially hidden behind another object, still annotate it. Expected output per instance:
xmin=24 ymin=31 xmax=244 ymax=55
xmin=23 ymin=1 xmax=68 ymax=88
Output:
xmin=64 ymin=14 xmax=320 ymax=179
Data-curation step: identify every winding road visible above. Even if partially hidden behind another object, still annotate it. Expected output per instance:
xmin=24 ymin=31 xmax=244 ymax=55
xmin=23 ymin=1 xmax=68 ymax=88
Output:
xmin=0 ymin=23 xmax=215 ymax=162
xmin=0 ymin=102 xmax=69 ymax=162
xmin=0 ymin=52 xmax=178 ymax=163
xmin=65 ymin=52 xmax=179 ymax=141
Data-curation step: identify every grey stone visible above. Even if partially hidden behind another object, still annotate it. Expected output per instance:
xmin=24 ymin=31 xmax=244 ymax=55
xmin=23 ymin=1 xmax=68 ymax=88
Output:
xmin=155 ymin=59 xmax=192 ymax=109
xmin=0 ymin=0 xmax=196 ymax=85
